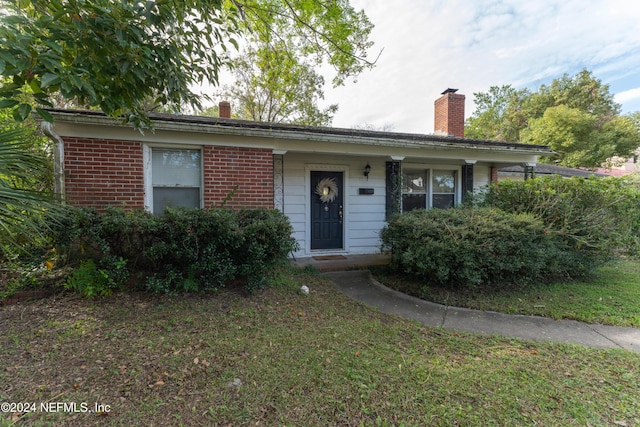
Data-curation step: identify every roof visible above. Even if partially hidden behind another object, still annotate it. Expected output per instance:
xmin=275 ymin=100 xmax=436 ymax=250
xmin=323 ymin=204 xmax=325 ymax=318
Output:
xmin=44 ymin=109 xmax=553 ymax=157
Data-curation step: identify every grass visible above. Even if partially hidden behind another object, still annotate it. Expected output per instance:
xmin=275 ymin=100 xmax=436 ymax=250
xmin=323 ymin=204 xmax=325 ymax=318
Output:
xmin=373 ymin=258 xmax=640 ymax=328
xmin=1 ymin=266 xmax=639 ymax=426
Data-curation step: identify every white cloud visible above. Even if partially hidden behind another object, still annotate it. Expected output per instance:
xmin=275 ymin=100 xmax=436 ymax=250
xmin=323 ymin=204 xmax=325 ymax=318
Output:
xmin=323 ymin=0 xmax=640 ymax=133
xmin=615 ymin=88 xmax=640 ymax=104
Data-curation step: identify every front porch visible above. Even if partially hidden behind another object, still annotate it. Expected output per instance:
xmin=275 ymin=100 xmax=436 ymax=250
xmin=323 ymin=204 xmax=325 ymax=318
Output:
xmin=290 ymin=253 xmax=391 ymax=272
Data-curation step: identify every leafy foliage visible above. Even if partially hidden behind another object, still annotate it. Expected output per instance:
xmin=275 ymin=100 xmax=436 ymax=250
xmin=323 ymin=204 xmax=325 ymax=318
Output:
xmin=465 ymin=69 xmax=640 ymax=167
xmin=381 ymin=176 xmax=640 ymax=290
xmin=0 ymin=128 xmax=61 ymax=256
xmin=52 ymin=206 xmax=299 ymax=294
xmin=0 ymin=104 xmax=53 ymax=191
xmin=477 ymin=176 xmax=640 ymax=258
xmin=380 ymin=207 xmax=569 ymax=290
xmin=465 ymin=85 xmax=531 ymax=142
xmin=65 ymin=256 xmax=129 ymax=297
xmin=522 ymin=106 xmax=640 ymax=168
xmin=0 ymin=0 xmax=241 ymax=128
xmin=236 ymin=0 xmax=375 ymax=87
xmin=213 ymin=42 xmax=338 ymax=126
xmin=0 ymin=0 xmax=374 ymax=129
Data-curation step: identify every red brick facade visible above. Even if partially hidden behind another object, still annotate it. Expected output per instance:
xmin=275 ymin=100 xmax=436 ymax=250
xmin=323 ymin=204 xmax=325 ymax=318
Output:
xmin=434 ymin=91 xmax=466 ymax=138
xmin=63 ymin=138 xmax=274 ymax=211
xmin=490 ymin=166 xmax=499 ymax=183
xmin=63 ymin=138 xmax=145 ymax=209
xmin=202 ymin=146 xmax=274 ymax=209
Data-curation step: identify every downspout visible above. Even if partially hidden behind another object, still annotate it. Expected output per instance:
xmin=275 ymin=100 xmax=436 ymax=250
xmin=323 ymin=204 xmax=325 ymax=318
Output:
xmin=41 ymin=121 xmax=65 ymax=203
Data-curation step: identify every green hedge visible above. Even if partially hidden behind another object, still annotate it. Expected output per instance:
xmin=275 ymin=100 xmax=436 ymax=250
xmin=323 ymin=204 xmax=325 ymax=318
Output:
xmin=381 ymin=207 xmax=589 ymax=290
xmin=478 ymin=176 xmax=640 ymax=257
xmin=381 ymin=176 xmax=640 ymax=290
xmin=53 ymin=207 xmax=299 ymax=294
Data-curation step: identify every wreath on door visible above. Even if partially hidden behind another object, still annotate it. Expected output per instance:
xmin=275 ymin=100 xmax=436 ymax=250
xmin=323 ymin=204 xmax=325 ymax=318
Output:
xmin=315 ymin=177 xmax=338 ymax=203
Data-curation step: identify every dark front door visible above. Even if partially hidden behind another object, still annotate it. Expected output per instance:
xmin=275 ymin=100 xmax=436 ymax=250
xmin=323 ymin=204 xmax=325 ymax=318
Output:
xmin=311 ymin=171 xmax=344 ymax=250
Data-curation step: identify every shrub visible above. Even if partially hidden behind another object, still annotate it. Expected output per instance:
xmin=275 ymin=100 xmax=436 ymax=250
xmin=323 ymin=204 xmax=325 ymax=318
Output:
xmin=380 ymin=207 xmax=580 ymax=290
xmin=52 ymin=206 xmax=299 ymax=294
xmin=65 ymin=256 xmax=129 ymax=297
xmin=232 ymin=209 xmax=296 ymax=290
xmin=477 ymin=176 xmax=640 ymax=258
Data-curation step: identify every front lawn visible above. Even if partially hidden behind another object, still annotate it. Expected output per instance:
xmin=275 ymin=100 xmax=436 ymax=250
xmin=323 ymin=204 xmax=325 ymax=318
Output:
xmin=373 ymin=259 xmax=640 ymax=328
xmin=1 ymin=267 xmax=639 ymax=426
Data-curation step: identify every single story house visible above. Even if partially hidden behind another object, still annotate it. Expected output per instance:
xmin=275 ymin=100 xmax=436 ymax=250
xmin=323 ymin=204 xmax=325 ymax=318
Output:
xmin=41 ymin=89 xmax=552 ymax=258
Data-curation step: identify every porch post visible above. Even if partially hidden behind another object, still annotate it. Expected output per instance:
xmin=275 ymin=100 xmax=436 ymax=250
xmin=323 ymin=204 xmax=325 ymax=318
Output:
xmin=523 ymin=162 xmax=536 ymax=180
xmin=273 ymin=150 xmax=286 ymax=211
xmin=385 ymin=156 xmax=403 ymax=220
xmin=462 ymin=160 xmax=476 ymax=204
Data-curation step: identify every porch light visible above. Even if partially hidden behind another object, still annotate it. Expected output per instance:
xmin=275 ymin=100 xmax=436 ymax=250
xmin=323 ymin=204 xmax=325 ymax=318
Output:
xmin=363 ymin=163 xmax=371 ymax=180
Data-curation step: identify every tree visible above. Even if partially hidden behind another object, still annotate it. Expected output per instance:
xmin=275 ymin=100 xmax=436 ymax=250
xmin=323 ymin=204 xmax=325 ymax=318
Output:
xmin=466 ymin=69 xmax=640 ymax=168
xmin=213 ymin=43 xmax=338 ymax=126
xmin=0 ymin=96 xmax=53 ymax=192
xmin=0 ymin=0 xmax=374 ymax=129
xmin=0 ymin=77 xmax=58 ymax=256
xmin=523 ymin=107 xmax=640 ymax=168
xmin=521 ymin=105 xmax=597 ymax=168
xmin=533 ymin=69 xmax=621 ymax=120
xmin=465 ymin=85 xmax=531 ymax=142
xmin=0 ymin=128 xmax=61 ymax=254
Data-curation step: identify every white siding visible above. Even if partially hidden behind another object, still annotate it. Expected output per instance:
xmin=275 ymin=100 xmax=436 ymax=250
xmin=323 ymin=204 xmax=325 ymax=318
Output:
xmin=283 ymin=153 xmax=386 ymax=257
xmin=283 ymin=156 xmax=507 ymax=257
xmin=474 ymin=164 xmax=492 ymax=189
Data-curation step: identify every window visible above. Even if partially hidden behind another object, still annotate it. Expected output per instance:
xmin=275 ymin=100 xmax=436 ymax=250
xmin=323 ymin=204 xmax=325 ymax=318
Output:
xmin=432 ymin=170 xmax=456 ymax=209
xmin=150 ymin=148 xmax=202 ymax=214
xmin=402 ymin=170 xmax=427 ymax=212
xmin=402 ymin=168 xmax=457 ymax=211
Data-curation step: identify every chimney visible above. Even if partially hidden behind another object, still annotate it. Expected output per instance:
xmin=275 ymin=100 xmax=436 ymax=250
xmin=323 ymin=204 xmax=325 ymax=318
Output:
xmin=219 ymin=101 xmax=231 ymax=119
xmin=434 ymin=88 xmax=465 ymax=138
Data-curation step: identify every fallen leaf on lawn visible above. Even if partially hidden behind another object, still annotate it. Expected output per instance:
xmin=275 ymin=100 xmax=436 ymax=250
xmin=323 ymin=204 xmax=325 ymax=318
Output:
xmin=201 ymin=359 xmax=210 ymax=367
xmin=193 ymin=357 xmax=199 ymax=365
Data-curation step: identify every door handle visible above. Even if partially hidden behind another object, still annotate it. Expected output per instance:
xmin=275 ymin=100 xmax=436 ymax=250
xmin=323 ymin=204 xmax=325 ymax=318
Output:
xmin=339 ymin=205 xmax=343 ymax=224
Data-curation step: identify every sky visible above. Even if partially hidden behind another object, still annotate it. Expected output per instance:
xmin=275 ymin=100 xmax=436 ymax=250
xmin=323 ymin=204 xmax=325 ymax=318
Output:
xmin=319 ymin=0 xmax=640 ymax=134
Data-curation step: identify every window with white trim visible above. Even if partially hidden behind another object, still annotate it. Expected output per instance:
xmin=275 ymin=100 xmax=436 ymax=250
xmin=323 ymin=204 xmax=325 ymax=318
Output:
xmin=402 ymin=169 xmax=457 ymax=211
xmin=151 ymin=148 xmax=202 ymax=214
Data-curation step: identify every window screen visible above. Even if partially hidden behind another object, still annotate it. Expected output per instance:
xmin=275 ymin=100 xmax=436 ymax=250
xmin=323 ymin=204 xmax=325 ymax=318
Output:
xmin=151 ymin=148 xmax=201 ymax=214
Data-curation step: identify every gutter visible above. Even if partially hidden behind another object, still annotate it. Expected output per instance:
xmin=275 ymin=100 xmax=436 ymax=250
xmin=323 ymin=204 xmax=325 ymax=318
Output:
xmin=41 ymin=121 xmax=65 ymax=202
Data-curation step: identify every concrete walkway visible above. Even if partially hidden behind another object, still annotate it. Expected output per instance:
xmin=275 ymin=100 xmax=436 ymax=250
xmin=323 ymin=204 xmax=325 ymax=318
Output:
xmin=324 ymin=270 xmax=640 ymax=353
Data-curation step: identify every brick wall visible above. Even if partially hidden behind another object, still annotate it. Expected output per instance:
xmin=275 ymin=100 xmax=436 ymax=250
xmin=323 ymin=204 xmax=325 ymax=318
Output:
xmin=63 ymin=138 xmax=274 ymax=211
xmin=490 ymin=166 xmax=499 ymax=183
xmin=434 ymin=92 xmax=465 ymax=138
xmin=203 ymin=146 xmax=274 ymax=209
xmin=63 ymin=138 xmax=145 ymax=209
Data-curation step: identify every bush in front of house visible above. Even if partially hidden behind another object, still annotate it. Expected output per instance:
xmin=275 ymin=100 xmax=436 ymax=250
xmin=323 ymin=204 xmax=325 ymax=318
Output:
xmin=52 ymin=206 xmax=299 ymax=294
xmin=477 ymin=175 xmax=640 ymax=258
xmin=380 ymin=207 xmax=582 ymax=290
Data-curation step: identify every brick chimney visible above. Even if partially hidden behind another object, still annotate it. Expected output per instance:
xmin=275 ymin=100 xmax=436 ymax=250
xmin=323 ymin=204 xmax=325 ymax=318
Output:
xmin=434 ymin=88 xmax=465 ymax=137
xmin=219 ymin=101 xmax=231 ymax=119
